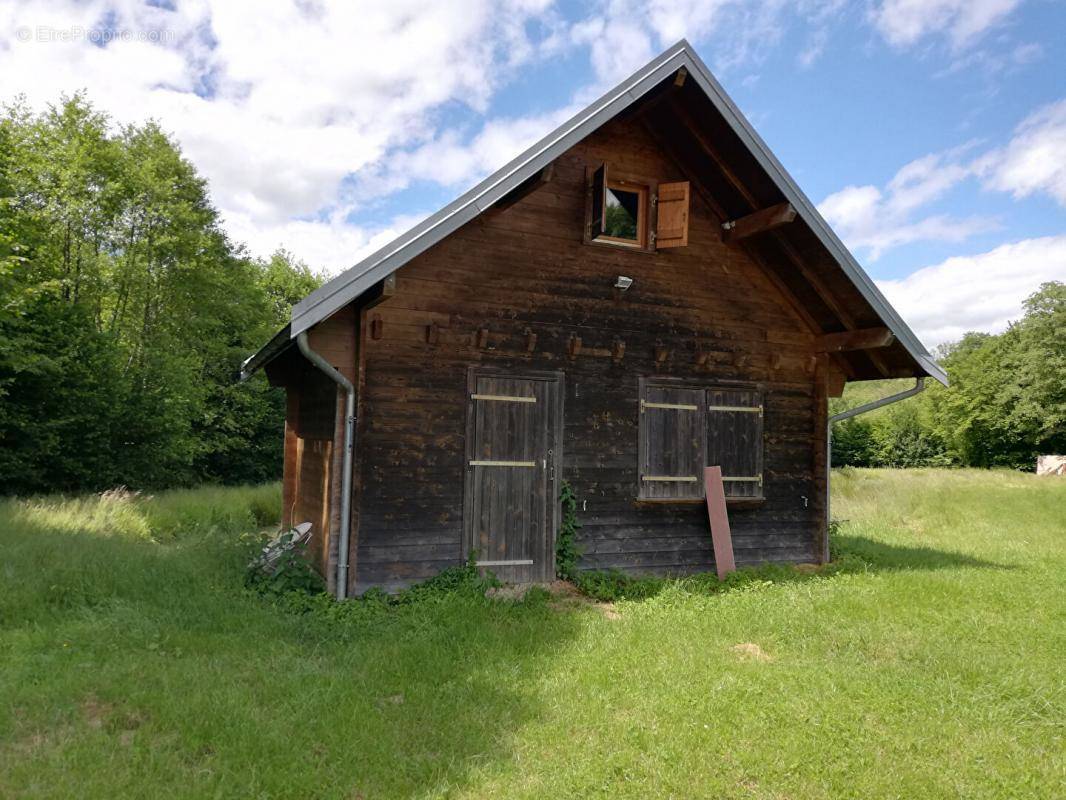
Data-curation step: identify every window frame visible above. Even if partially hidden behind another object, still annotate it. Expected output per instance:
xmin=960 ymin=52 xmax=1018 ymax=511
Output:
xmin=636 ymin=377 xmax=766 ymax=505
xmin=584 ymin=165 xmax=657 ymax=253
xmin=597 ymin=180 xmax=649 ymax=248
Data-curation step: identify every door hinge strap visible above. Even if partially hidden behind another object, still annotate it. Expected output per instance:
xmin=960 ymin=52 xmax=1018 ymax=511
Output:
xmin=476 ymin=559 xmax=534 ymax=566
xmin=469 ymin=460 xmax=538 ymax=467
xmin=471 ymin=393 xmax=536 ymax=403
xmin=708 ymin=405 xmax=763 ymax=415
xmin=641 ymin=400 xmax=699 ymax=412
xmin=723 ymin=476 xmax=763 ymax=484
xmin=642 ymin=475 xmax=699 ymax=482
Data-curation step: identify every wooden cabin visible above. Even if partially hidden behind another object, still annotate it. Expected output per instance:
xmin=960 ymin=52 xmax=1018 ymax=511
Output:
xmin=242 ymin=41 xmax=947 ymax=596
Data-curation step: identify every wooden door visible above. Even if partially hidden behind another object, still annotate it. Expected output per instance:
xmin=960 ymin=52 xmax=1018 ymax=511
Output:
xmin=464 ymin=371 xmax=562 ymax=583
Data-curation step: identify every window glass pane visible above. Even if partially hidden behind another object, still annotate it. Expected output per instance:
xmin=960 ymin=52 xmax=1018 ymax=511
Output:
xmin=604 ymin=187 xmax=639 ymax=240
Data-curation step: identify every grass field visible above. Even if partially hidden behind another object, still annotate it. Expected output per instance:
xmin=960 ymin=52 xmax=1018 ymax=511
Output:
xmin=1 ymin=471 xmax=1063 ymax=799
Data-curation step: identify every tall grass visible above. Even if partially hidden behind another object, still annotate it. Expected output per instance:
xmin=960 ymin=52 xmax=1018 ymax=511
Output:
xmin=0 ymin=471 xmax=1063 ymax=799
xmin=0 ymin=483 xmax=280 ymax=625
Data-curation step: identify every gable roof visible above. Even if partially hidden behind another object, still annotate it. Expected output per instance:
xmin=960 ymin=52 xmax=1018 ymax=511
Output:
xmin=246 ymin=39 xmax=946 ymax=386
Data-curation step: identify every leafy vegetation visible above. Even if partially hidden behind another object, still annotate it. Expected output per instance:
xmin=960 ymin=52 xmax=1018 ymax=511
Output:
xmin=555 ymin=480 xmax=582 ymax=579
xmin=1 ymin=470 xmax=1062 ymax=798
xmin=832 ymin=281 xmax=1065 ymax=470
xmin=0 ymin=95 xmax=320 ymax=494
xmin=245 ymin=526 xmax=327 ymax=597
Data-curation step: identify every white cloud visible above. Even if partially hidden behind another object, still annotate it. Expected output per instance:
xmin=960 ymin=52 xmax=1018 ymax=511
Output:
xmin=821 ymin=92 xmax=1066 ymax=261
xmin=977 ymin=99 xmax=1066 ymax=206
xmin=819 ymin=150 xmax=992 ymax=260
xmin=877 ymin=235 xmax=1066 ymax=346
xmin=224 ymin=208 xmax=430 ymax=276
xmin=0 ymin=0 xmax=567 ymax=271
xmin=870 ymin=0 xmax=1023 ymax=49
xmin=571 ymin=0 xmax=849 ymax=84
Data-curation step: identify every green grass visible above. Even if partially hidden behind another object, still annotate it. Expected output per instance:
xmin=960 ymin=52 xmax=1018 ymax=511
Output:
xmin=1 ymin=471 xmax=1063 ymax=799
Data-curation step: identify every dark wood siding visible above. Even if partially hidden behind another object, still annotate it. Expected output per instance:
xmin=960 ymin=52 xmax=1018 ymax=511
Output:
xmin=342 ymin=115 xmax=823 ymax=591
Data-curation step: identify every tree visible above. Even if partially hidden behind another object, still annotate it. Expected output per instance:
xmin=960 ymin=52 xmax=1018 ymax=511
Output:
xmin=832 ymin=282 xmax=1065 ymax=470
xmin=0 ymin=96 xmax=322 ymax=493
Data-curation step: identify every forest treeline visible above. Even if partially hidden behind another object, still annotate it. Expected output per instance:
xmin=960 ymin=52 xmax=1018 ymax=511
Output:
xmin=0 ymin=95 xmax=320 ymax=494
xmin=831 ymin=281 xmax=1064 ymax=469
xmin=1 ymin=96 xmax=1062 ymax=494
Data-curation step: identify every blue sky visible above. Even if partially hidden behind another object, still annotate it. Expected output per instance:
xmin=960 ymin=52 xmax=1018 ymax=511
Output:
xmin=2 ymin=0 xmax=1065 ymax=347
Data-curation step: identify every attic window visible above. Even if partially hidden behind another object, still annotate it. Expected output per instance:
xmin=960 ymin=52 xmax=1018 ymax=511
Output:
xmin=589 ymin=164 xmax=647 ymax=248
xmin=587 ymin=163 xmax=690 ymax=251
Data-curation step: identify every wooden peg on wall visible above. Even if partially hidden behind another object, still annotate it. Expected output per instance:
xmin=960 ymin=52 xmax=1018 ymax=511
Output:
xmin=476 ymin=328 xmax=490 ymax=349
xmin=612 ymin=338 xmax=626 ymax=363
xmin=370 ymin=317 xmax=383 ymax=340
xmin=425 ymin=323 xmax=440 ymax=345
xmin=654 ymin=341 xmax=669 ymax=365
xmin=567 ymin=334 xmax=583 ymax=360
xmin=524 ymin=327 xmax=538 ymax=353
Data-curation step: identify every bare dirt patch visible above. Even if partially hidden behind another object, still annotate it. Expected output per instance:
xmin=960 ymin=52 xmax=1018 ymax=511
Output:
xmin=546 ymin=580 xmax=621 ymax=620
xmin=731 ymin=642 xmax=772 ymax=662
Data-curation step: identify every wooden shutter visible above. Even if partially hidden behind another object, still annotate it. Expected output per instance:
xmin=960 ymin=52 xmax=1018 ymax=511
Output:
xmin=655 ymin=181 xmax=690 ymax=249
xmin=589 ymin=163 xmax=607 ymax=239
xmin=638 ymin=380 xmax=706 ymax=500
xmin=707 ymin=387 xmax=764 ymax=498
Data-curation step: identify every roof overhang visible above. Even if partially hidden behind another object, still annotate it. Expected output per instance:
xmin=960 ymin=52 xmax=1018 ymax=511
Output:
xmin=240 ymin=323 xmax=292 ymax=382
xmin=246 ymin=40 xmax=946 ymax=386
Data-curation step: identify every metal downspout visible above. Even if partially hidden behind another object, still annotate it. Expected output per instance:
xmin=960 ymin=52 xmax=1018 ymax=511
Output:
xmin=296 ymin=332 xmax=355 ymax=600
xmin=823 ymin=377 xmax=926 ymax=562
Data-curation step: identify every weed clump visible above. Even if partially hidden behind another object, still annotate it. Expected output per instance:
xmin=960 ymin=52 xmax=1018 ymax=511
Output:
xmin=261 ymin=555 xmax=501 ymax=627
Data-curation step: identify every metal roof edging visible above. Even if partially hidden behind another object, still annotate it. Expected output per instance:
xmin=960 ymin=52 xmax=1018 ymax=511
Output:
xmin=282 ymin=39 xmax=946 ymax=385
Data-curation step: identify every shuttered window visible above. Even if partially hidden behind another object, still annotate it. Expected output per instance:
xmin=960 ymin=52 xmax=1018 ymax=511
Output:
xmin=587 ymin=165 xmax=689 ymax=251
xmin=638 ymin=380 xmax=764 ymax=502
xmin=707 ymin=388 xmax=764 ymax=499
xmin=638 ymin=380 xmax=706 ymax=500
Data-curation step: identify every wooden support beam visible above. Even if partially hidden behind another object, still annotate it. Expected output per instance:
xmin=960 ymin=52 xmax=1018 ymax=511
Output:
xmin=666 ymin=99 xmax=757 ymax=212
xmin=639 ymin=118 xmax=728 ymax=222
xmin=618 ymin=71 xmax=688 ymax=123
xmin=818 ymin=327 xmax=895 ymax=353
xmin=827 ymin=367 xmax=847 ymax=398
xmin=491 ymin=163 xmax=554 ymax=212
xmin=722 ymin=202 xmax=797 ymax=243
xmin=361 ymin=273 xmax=397 ymax=311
